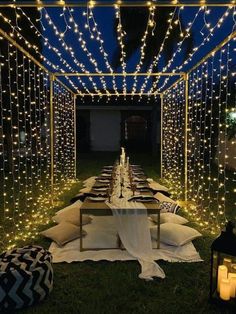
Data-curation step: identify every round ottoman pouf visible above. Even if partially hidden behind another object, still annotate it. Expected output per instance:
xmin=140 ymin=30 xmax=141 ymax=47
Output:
xmin=0 ymin=245 xmax=53 ymax=311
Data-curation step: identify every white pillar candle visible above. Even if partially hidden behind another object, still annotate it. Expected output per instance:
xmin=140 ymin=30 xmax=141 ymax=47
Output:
xmin=126 ymin=157 xmax=129 ymax=169
xmin=220 ymin=278 xmax=231 ymax=301
xmin=223 ymin=258 xmax=232 ymax=271
xmin=217 ymin=265 xmax=228 ymax=292
xmin=228 ymin=273 xmax=236 ymax=298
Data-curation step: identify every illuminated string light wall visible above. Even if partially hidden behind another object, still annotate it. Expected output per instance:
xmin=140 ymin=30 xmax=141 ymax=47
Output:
xmin=0 ymin=1 xmax=235 ymax=243
xmin=53 ymin=80 xmax=76 ymax=196
xmin=0 ymin=35 xmax=76 ymax=250
xmin=162 ymin=35 xmax=236 ymax=233
xmin=162 ymin=80 xmax=186 ymax=200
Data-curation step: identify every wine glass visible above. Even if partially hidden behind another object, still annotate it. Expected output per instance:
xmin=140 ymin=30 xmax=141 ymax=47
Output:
xmin=131 ymin=183 xmax=136 ymax=196
xmin=107 ymin=186 xmax=112 ymax=203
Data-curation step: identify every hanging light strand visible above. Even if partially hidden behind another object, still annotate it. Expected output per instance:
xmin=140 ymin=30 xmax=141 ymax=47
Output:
xmin=115 ymin=6 xmax=127 ymax=95
xmin=131 ymin=5 xmax=156 ymax=95
xmin=158 ymin=6 xmax=233 ymax=93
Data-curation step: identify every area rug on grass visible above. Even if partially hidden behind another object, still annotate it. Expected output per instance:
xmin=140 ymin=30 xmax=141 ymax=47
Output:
xmin=49 ymin=216 xmax=202 ymax=264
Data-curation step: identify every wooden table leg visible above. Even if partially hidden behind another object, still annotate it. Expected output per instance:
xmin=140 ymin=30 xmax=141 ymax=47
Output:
xmin=157 ymin=211 xmax=160 ymax=249
xmin=80 ymin=211 xmax=83 ymax=252
xmin=117 ymin=233 xmax=122 ymax=249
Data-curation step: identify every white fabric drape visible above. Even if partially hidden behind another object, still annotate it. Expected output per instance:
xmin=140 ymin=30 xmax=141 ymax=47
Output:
xmin=107 ymin=198 xmax=165 ymax=280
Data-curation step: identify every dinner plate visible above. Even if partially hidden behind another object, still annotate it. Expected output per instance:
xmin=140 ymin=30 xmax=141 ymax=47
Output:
xmin=88 ymin=196 xmax=106 ymax=202
xmin=136 ymin=188 xmax=151 ymax=192
xmin=134 ymin=178 xmax=146 ymax=182
xmin=97 ymin=179 xmax=110 ymax=183
xmin=93 ymin=187 xmax=107 ymax=191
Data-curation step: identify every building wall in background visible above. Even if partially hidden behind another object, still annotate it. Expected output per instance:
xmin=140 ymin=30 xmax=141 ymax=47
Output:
xmin=90 ymin=110 xmax=121 ymax=151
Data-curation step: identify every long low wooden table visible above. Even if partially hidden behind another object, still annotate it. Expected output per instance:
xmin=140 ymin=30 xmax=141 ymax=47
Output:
xmin=79 ymin=195 xmax=161 ymax=252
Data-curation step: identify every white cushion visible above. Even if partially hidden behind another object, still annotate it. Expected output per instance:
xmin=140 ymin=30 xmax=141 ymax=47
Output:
xmin=53 ymin=201 xmax=92 ymax=226
xmin=41 ymin=222 xmax=86 ymax=247
xmin=150 ymin=213 xmax=188 ymax=225
xmin=150 ymin=223 xmax=202 ymax=246
xmin=149 ymin=182 xmax=169 ymax=192
xmin=79 ymin=187 xmax=91 ymax=194
xmin=55 ymin=200 xmax=82 ymax=215
xmin=154 ymin=192 xmax=176 ymax=203
xmin=83 ymin=176 xmax=97 ymax=187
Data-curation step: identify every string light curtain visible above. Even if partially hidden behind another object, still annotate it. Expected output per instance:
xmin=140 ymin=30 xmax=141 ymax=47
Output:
xmin=0 ymin=35 xmax=76 ymax=250
xmin=186 ymin=35 xmax=236 ymax=233
xmin=162 ymin=79 xmax=186 ymax=200
xmin=53 ymin=80 xmax=76 ymax=197
xmin=162 ymin=35 xmax=236 ymax=233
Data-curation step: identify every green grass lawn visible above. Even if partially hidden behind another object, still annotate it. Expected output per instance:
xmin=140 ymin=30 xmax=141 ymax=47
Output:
xmin=3 ymin=152 xmax=235 ymax=314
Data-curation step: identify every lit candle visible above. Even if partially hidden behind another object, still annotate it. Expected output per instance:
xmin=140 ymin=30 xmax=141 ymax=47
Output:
xmin=223 ymin=258 xmax=232 ymax=271
xmin=228 ymin=273 xmax=236 ymax=298
xmin=126 ymin=157 xmax=129 ymax=169
xmin=217 ymin=265 xmax=228 ymax=292
xmin=220 ymin=278 xmax=231 ymax=301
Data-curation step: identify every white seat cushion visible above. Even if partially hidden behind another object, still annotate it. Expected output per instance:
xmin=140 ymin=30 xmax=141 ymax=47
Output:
xmin=41 ymin=222 xmax=86 ymax=247
xmin=150 ymin=212 xmax=188 ymax=225
xmin=150 ymin=223 xmax=202 ymax=246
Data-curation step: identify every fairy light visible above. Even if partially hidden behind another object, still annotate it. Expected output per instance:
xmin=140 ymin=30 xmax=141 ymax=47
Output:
xmin=43 ymin=8 xmax=102 ymax=95
xmin=148 ymin=6 xmax=206 ymax=94
xmin=139 ymin=7 xmax=178 ymax=97
xmin=115 ymin=6 xmax=127 ymax=95
xmin=53 ymin=81 xmax=76 ymax=196
xmin=61 ymin=7 xmax=109 ymax=95
xmin=0 ymin=2 xmax=235 ymax=246
xmin=83 ymin=7 xmax=119 ymax=95
xmin=0 ymin=9 xmax=85 ymax=96
xmin=131 ymin=5 xmax=156 ymax=95
xmin=162 ymin=80 xmax=185 ymax=199
xmin=0 ymin=34 xmax=76 ymax=250
xmin=158 ymin=7 xmax=233 ymax=93
xmin=167 ymin=41 xmax=234 ymax=233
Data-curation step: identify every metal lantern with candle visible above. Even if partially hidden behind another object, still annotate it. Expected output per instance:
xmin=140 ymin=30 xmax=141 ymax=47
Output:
xmin=210 ymin=221 xmax=236 ymax=306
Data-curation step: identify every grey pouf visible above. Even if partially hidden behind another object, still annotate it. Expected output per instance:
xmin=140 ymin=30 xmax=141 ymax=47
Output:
xmin=0 ymin=245 xmax=53 ymax=311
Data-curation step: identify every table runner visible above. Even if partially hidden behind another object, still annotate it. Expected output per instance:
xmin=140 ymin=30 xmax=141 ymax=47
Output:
xmin=107 ymin=199 xmax=165 ymax=280
xmin=105 ymin=165 xmax=165 ymax=280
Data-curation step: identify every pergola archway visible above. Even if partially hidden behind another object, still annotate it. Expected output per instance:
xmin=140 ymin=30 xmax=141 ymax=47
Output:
xmin=0 ymin=0 xmax=235 ymax=249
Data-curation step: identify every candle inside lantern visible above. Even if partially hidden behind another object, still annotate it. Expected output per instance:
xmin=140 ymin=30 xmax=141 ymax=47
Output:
xmin=223 ymin=258 xmax=232 ymax=271
xmin=231 ymin=264 xmax=236 ymax=273
xmin=220 ymin=278 xmax=231 ymax=301
xmin=228 ymin=273 xmax=236 ymax=298
xmin=217 ymin=265 xmax=228 ymax=292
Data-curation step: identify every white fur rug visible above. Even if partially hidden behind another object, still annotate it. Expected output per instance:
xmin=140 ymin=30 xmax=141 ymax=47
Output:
xmin=49 ymin=216 xmax=202 ymax=264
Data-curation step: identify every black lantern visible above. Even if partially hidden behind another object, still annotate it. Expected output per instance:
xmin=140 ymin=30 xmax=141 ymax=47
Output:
xmin=210 ymin=221 xmax=236 ymax=306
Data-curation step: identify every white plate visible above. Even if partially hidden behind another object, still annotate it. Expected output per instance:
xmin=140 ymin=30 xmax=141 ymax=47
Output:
xmin=98 ymin=179 xmax=110 ymax=183
xmin=88 ymin=197 xmax=106 ymax=202
xmin=93 ymin=187 xmax=107 ymax=191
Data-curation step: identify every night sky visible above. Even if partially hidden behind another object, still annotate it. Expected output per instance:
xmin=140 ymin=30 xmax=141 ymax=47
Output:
xmin=27 ymin=1 xmax=236 ymax=93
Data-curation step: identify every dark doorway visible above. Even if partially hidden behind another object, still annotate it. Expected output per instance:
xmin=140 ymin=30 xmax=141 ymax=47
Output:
xmin=121 ymin=112 xmax=152 ymax=152
xmin=76 ymin=110 xmax=90 ymax=152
